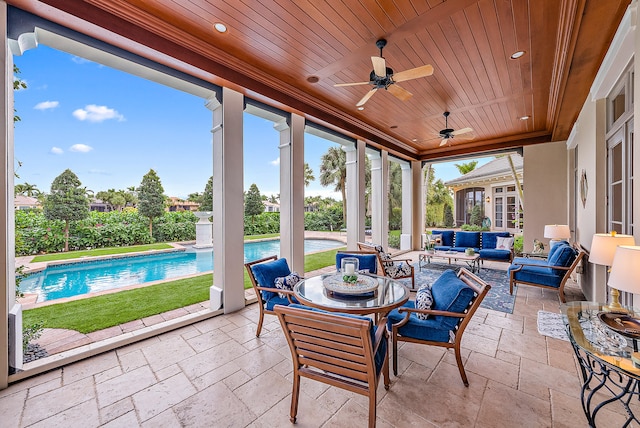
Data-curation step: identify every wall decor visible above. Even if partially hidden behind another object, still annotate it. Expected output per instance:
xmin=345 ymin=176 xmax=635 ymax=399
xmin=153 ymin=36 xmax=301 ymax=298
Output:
xmin=580 ymin=169 xmax=588 ymax=208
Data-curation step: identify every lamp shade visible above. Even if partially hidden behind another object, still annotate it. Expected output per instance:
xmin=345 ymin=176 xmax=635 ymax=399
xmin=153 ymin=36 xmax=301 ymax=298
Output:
xmin=589 ymin=233 xmax=636 ymax=266
xmin=608 ymin=246 xmax=640 ymax=294
xmin=544 ymin=224 xmax=571 ymax=240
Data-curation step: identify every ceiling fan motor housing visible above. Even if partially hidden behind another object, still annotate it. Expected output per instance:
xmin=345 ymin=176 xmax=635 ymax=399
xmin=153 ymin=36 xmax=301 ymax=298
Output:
xmin=369 ymin=68 xmax=394 ymax=88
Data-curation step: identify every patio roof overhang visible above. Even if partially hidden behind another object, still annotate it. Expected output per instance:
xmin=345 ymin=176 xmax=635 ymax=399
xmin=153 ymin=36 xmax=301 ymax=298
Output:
xmin=6 ymin=0 xmax=631 ymax=161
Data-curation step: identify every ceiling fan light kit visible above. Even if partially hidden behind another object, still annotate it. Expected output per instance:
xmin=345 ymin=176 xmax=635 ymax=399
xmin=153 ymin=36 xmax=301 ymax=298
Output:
xmin=335 ymin=39 xmax=434 ymax=107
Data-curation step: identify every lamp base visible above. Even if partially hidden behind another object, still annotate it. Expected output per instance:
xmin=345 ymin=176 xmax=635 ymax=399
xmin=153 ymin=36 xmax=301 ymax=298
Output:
xmin=606 ymin=287 xmax=631 ymax=313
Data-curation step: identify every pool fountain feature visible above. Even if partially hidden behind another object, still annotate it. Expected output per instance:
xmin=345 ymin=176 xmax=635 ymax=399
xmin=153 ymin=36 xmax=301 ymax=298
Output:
xmin=193 ymin=211 xmax=213 ymax=249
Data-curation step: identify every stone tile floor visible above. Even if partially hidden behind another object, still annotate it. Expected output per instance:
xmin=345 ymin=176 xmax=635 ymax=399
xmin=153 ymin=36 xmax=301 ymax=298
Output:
xmin=0 ymin=255 xmax=632 ymax=427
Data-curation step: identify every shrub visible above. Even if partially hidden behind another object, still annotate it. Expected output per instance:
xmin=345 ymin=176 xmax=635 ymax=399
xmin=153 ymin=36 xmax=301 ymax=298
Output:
xmin=514 ymin=235 xmax=524 ymax=255
xmin=469 ymin=205 xmax=483 ymax=226
xmin=443 ymin=203 xmax=454 ymax=227
xmin=460 ymin=224 xmax=490 ymax=231
xmin=388 ymin=232 xmax=401 ymax=249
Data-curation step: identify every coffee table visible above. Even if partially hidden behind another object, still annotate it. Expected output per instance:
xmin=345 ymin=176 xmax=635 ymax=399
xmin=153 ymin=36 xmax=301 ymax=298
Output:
xmin=418 ymin=250 xmax=480 ymax=273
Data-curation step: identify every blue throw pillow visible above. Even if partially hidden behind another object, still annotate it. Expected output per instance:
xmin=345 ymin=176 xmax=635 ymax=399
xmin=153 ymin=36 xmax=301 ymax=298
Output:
xmin=274 ymin=272 xmax=302 ymax=298
xmin=415 ymin=284 xmax=433 ymax=320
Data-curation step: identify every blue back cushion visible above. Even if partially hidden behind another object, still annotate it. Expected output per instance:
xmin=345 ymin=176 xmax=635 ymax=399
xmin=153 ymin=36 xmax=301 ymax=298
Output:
xmin=548 ymin=244 xmax=577 ymax=270
xmin=335 ymin=253 xmax=378 ymax=274
xmin=431 ymin=230 xmax=455 ymax=247
xmin=455 ymin=231 xmax=480 ymax=248
xmin=481 ymin=232 xmax=511 ymax=249
xmin=547 ymin=240 xmax=569 ymax=261
xmin=251 ymin=258 xmax=291 ymax=301
xmin=431 ymin=270 xmax=475 ymax=330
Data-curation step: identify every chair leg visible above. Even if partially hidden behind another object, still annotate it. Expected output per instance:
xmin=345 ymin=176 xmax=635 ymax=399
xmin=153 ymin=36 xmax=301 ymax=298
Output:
xmin=368 ymin=392 xmax=377 ymax=428
xmin=290 ymin=373 xmax=300 ymax=423
xmin=383 ymin=346 xmax=390 ymax=390
xmin=454 ymin=343 xmax=469 ymax=387
xmin=255 ymin=308 xmax=265 ymax=337
xmin=392 ymin=329 xmax=398 ymax=376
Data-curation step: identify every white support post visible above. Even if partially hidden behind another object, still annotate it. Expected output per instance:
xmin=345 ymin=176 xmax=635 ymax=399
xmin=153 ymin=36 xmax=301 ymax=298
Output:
xmin=412 ymin=160 xmax=423 ymax=250
xmin=277 ymin=113 xmax=305 ymax=274
xmin=344 ymin=140 xmax=366 ymax=249
xmin=211 ymin=87 xmax=245 ymax=313
xmin=400 ymin=162 xmax=412 ymax=250
xmin=369 ymin=150 xmax=389 ymax=249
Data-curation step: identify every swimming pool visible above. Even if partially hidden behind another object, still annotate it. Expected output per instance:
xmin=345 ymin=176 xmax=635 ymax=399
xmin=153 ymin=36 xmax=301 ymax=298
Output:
xmin=20 ymin=239 xmax=344 ymax=303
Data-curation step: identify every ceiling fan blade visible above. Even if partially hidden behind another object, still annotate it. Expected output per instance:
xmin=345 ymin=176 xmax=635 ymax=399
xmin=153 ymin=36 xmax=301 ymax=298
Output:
xmin=387 ymin=84 xmax=413 ymax=101
xmin=452 ymin=127 xmax=473 ymax=136
xmin=393 ymin=64 xmax=434 ymax=82
xmin=334 ymin=81 xmax=371 ymax=87
xmin=371 ymin=56 xmax=387 ymax=78
xmin=439 ymin=138 xmax=450 ymax=147
xmin=356 ymin=88 xmax=377 ymax=106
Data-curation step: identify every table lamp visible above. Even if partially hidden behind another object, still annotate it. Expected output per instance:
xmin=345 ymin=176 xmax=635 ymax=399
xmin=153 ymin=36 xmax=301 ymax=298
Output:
xmin=608 ymin=245 xmax=640 ymax=310
xmin=544 ymin=224 xmax=571 ymax=248
xmin=590 ymin=232 xmax=636 ymax=310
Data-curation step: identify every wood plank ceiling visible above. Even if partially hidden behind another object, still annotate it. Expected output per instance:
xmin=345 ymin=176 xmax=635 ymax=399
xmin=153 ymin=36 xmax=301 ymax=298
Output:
xmin=12 ymin=0 xmax=630 ymax=161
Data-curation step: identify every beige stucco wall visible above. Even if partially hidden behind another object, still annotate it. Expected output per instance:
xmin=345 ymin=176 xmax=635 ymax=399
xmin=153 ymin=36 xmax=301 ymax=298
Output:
xmin=522 ymin=142 xmax=569 ymax=253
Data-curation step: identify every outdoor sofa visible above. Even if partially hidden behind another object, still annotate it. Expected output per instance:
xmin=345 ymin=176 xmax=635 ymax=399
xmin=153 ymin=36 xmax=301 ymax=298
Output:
xmin=429 ymin=230 xmax=514 ymax=263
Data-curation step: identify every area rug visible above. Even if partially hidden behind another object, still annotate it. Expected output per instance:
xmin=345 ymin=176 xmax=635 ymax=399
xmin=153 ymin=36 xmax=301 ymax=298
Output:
xmin=537 ymin=310 xmax=569 ymax=341
xmin=402 ymin=263 xmax=516 ymax=314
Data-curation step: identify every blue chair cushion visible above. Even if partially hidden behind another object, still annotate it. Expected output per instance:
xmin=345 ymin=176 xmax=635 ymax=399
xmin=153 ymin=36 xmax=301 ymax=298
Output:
xmin=508 ymin=265 xmax=562 ymax=288
xmin=511 ymin=257 xmax=549 ymax=266
xmin=434 ymin=245 xmax=452 ymax=251
xmin=387 ymin=301 xmax=452 ymax=343
xmin=430 ymin=270 xmax=475 ymax=330
xmin=431 ymin=230 xmax=455 ymax=247
xmin=288 ymin=304 xmax=387 ymax=374
xmin=547 ymin=241 xmax=569 ymax=261
xmin=481 ymin=232 xmax=511 ymax=250
xmin=479 ymin=249 xmax=511 ymax=261
xmin=335 ymin=253 xmax=378 ymax=274
xmin=548 ymin=244 xmax=577 ymax=268
xmin=251 ymin=258 xmax=291 ymax=302
xmin=455 ymin=231 xmax=481 ymax=249
xmin=265 ymin=294 xmax=298 ymax=310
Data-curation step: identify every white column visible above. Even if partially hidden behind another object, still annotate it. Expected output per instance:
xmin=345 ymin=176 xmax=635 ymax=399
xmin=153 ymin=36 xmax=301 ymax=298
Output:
xmin=400 ymin=163 xmax=412 ymax=250
xmin=412 ymin=160 xmax=424 ymax=250
xmin=277 ymin=113 xmax=305 ymax=274
xmin=369 ymin=150 xmax=389 ymax=248
xmin=344 ymin=140 xmax=366 ymax=249
xmin=210 ymin=87 xmax=245 ymax=313
xmin=0 ymin=1 xmax=16 ymax=384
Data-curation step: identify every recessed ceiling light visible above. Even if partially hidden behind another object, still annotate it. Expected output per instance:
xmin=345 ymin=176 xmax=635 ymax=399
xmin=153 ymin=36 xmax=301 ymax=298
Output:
xmin=214 ymin=22 xmax=227 ymax=33
xmin=519 ymin=115 xmax=530 ymax=120
xmin=357 ymin=106 xmax=365 ymax=111
xmin=412 ymin=138 xmax=418 ymax=142
xmin=390 ymin=125 xmax=398 ymax=129
xmin=307 ymin=76 xmax=319 ymax=83
xmin=510 ymin=50 xmax=525 ymax=59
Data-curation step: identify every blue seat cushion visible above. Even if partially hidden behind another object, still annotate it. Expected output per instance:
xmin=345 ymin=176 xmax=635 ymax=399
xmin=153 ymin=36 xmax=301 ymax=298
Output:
xmin=265 ymin=294 xmax=298 ymax=310
xmin=481 ymin=232 xmax=511 ymax=250
xmin=431 ymin=270 xmax=475 ymax=330
xmin=511 ymin=257 xmax=549 ymax=266
xmin=288 ymin=304 xmax=386 ymax=374
xmin=431 ymin=230 xmax=455 ymax=247
xmin=335 ymin=253 xmax=378 ymax=274
xmin=479 ymin=249 xmax=511 ymax=261
xmin=434 ymin=245 xmax=452 ymax=251
xmin=455 ymin=231 xmax=481 ymax=249
xmin=251 ymin=257 xmax=291 ymax=302
xmin=450 ymin=246 xmax=479 ymax=253
xmin=508 ymin=265 xmax=562 ymax=288
xmin=387 ymin=301 xmax=452 ymax=343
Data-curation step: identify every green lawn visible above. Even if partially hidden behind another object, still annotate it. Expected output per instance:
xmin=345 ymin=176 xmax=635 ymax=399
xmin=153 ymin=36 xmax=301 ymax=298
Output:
xmin=23 ymin=246 xmax=345 ymax=333
xmin=31 ymin=243 xmax=174 ymax=262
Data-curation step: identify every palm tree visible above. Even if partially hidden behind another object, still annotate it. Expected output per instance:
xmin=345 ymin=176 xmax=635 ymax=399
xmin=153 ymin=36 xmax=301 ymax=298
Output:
xmin=303 ymin=163 xmax=315 ymax=187
xmin=454 ymin=161 xmax=478 ymax=175
xmin=15 ymin=182 xmax=40 ymax=197
xmin=319 ymin=147 xmax=347 ymax=223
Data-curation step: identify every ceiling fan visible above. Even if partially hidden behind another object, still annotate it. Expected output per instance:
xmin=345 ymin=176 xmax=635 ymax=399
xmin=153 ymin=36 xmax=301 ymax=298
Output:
xmin=334 ymin=39 xmax=434 ymax=107
xmin=438 ymin=111 xmax=474 ymax=146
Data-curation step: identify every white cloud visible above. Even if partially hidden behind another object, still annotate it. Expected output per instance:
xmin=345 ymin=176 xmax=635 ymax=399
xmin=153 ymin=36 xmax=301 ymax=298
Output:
xmin=71 ymin=56 xmax=93 ymax=65
xmin=34 ymin=101 xmax=59 ymax=110
xmin=270 ymin=157 xmax=280 ymax=166
xmin=50 ymin=147 xmax=63 ymax=155
xmin=69 ymin=144 xmax=93 ymax=153
xmin=72 ymin=104 xmax=125 ymax=123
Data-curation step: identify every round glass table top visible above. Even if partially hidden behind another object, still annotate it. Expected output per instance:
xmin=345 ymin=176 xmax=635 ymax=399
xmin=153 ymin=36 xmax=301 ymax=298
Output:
xmin=293 ymin=273 xmax=410 ymax=315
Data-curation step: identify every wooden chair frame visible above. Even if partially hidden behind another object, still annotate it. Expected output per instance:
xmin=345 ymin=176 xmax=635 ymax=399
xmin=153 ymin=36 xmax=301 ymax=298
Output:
xmin=245 ymin=255 xmax=296 ymax=337
xmin=275 ymin=304 xmax=390 ymax=428
xmin=509 ymin=246 xmax=585 ymax=303
xmin=357 ymin=241 xmax=415 ymax=289
xmin=388 ymin=268 xmax=490 ymax=386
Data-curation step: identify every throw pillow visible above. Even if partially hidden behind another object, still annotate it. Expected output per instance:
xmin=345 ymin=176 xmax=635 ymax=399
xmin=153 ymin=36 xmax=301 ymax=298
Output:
xmin=274 ymin=272 xmax=302 ymax=298
xmin=428 ymin=234 xmax=442 ymax=247
xmin=415 ymin=284 xmax=433 ymax=320
xmin=496 ymin=236 xmax=514 ymax=250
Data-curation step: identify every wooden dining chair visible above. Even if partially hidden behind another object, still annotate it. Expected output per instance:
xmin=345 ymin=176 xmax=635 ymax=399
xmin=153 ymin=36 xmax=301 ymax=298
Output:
xmin=357 ymin=241 xmax=415 ymax=289
xmin=275 ymin=304 xmax=390 ymax=428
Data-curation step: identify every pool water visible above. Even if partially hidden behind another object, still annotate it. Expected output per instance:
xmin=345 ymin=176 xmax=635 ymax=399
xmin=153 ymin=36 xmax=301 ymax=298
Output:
xmin=20 ymin=239 xmax=344 ymax=303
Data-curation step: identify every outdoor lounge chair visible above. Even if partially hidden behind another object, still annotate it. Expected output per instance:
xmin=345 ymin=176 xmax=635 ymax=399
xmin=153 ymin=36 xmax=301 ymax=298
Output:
xmin=275 ymin=304 xmax=390 ymax=428
xmin=387 ymin=268 xmax=490 ymax=386
xmin=357 ymin=241 xmax=415 ymax=289
xmin=245 ymin=255 xmax=299 ymax=337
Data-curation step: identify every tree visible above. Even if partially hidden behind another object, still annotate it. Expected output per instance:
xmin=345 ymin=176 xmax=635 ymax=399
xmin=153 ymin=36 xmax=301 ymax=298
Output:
xmin=454 ymin=161 xmax=478 ymax=175
xmin=304 ymin=162 xmax=315 ymax=187
xmin=95 ymin=189 xmax=130 ymax=211
xmin=244 ymin=183 xmax=265 ymax=223
xmin=199 ymin=176 xmax=213 ymax=211
xmin=14 ymin=182 xmax=40 ymax=197
xmin=443 ymin=203 xmax=454 ymax=227
xmin=43 ymin=169 xmax=89 ymax=252
xmin=319 ymin=146 xmax=347 ymax=224
xmin=137 ymin=169 xmax=165 ymax=236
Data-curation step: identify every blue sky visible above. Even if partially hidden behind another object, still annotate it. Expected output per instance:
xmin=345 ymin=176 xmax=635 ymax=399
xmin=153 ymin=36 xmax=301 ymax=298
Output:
xmin=13 ymin=45 xmax=489 ymax=200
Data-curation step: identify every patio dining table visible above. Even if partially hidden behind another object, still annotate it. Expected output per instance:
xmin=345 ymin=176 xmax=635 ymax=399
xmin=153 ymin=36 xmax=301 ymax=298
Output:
xmin=293 ymin=273 xmax=410 ymax=318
